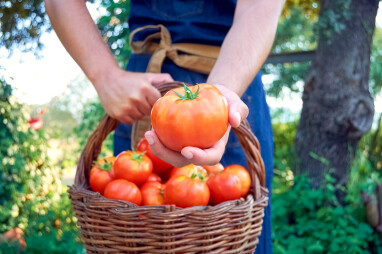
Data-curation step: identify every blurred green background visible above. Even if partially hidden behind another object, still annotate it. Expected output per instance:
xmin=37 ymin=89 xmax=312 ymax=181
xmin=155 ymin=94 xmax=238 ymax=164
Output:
xmin=1 ymin=0 xmax=382 ymax=253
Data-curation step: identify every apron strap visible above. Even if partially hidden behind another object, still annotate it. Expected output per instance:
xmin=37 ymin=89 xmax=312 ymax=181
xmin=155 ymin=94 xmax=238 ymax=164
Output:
xmin=129 ymin=24 xmax=220 ymax=74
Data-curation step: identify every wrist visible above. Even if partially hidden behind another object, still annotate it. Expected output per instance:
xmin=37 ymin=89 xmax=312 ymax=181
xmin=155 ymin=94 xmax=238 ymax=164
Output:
xmin=207 ymin=80 xmax=241 ymax=95
xmin=89 ymin=64 xmax=123 ymax=91
xmin=87 ymin=60 xmax=121 ymax=85
xmin=209 ymin=76 xmax=251 ymax=97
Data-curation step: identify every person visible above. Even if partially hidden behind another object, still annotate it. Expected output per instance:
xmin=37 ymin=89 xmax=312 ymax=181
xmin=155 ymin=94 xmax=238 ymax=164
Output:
xmin=45 ymin=0 xmax=285 ymax=253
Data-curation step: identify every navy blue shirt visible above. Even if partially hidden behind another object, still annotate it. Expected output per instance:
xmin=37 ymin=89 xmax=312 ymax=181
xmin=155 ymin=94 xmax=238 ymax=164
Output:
xmin=129 ymin=0 xmax=236 ymax=46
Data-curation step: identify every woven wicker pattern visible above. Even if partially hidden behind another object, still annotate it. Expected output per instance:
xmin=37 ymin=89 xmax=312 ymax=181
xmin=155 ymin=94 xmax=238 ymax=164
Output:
xmin=69 ymin=82 xmax=268 ymax=253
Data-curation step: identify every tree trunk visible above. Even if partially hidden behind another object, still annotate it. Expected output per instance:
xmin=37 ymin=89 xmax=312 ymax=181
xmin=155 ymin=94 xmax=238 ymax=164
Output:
xmin=295 ymin=0 xmax=379 ymax=188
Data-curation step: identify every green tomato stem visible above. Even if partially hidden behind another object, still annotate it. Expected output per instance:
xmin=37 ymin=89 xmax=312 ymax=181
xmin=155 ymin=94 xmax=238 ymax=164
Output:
xmin=93 ymin=160 xmax=112 ymax=172
xmin=172 ymin=83 xmax=199 ymax=101
xmin=131 ymin=148 xmax=146 ymax=164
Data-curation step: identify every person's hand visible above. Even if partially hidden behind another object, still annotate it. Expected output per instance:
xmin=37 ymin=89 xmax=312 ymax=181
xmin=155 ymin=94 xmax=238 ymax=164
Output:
xmin=93 ymin=68 xmax=174 ymax=124
xmin=145 ymin=85 xmax=249 ymax=168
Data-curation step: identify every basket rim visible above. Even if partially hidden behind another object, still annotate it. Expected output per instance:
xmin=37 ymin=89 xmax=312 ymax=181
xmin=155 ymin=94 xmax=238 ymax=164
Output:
xmin=68 ymin=184 xmax=269 ymax=214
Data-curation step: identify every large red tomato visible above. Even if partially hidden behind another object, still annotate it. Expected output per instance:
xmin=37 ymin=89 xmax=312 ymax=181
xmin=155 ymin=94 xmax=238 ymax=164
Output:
xmin=89 ymin=156 xmax=115 ymax=194
xmin=207 ymin=171 xmax=241 ymax=205
xmin=151 ymin=83 xmax=228 ymax=151
xmin=137 ymin=138 xmax=173 ymax=173
xmin=164 ymin=175 xmax=210 ymax=208
xmin=225 ymin=165 xmax=251 ymax=197
xmin=114 ymin=150 xmax=153 ymax=185
xmin=140 ymin=181 xmax=165 ymax=206
xmin=103 ymin=179 xmax=142 ymax=205
xmin=170 ymin=164 xmax=207 ymax=179
xmin=203 ymin=163 xmax=224 ymax=176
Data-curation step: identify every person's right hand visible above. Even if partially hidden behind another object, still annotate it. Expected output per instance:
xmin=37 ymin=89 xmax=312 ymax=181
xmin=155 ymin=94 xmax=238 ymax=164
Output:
xmin=93 ymin=68 xmax=174 ymax=124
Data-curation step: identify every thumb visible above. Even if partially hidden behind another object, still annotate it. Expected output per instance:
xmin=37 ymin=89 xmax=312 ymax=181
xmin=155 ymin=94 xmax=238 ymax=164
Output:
xmin=213 ymin=84 xmax=249 ymax=128
xmin=228 ymin=98 xmax=249 ymax=128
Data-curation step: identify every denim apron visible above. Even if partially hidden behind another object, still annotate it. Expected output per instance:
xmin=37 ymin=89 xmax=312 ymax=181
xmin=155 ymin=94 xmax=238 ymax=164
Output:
xmin=114 ymin=1 xmax=273 ymax=253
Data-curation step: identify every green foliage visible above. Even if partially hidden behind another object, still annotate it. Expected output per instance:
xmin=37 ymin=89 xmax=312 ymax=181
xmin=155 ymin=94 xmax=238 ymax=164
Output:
xmin=314 ymin=0 xmax=352 ymax=44
xmin=283 ymin=0 xmax=320 ymax=19
xmin=272 ymin=174 xmax=375 ymax=254
xmin=1 ymin=191 xmax=83 ymax=254
xmin=263 ymin=7 xmax=315 ymax=97
xmin=348 ymin=114 xmax=382 ymax=198
xmin=272 ymin=117 xmax=382 ymax=253
xmin=272 ymin=116 xmax=298 ymax=182
xmin=0 ymin=0 xmax=50 ymax=53
xmin=32 ymin=78 xmax=97 ymax=171
xmin=370 ymin=29 xmax=382 ymax=96
xmin=265 ymin=3 xmax=382 ymax=98
xmin=359 ymin=114 xmax=382 ymax=171
xmin=23 ymin=190 xmax=83 ymax=254
xmin=263 ymin=62 xmax=310 ymax=97
xmin=0 ymin=77 xmax=52 ymax=232
xmin=97 ymin=0 xmax=131 ymax=67
xmin=75 ymin=100 xmax=114 ymax=157
xmin=0 ymin=79 xmax=83 ymax=253
xmin=273 ymin=7 xmax=317 ymax=54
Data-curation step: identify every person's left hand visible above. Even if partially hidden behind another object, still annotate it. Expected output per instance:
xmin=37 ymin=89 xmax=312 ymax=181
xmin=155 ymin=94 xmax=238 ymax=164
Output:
xmin=144 ymin=85 xmax=249 ymax=168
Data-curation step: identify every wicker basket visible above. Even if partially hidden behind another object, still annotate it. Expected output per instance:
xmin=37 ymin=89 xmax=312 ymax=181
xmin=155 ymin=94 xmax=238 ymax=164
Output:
xmin=69 ymin=82 xmax=269 ymax=253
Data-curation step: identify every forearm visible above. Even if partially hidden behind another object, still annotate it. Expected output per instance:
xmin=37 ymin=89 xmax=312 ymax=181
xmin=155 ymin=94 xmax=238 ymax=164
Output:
xmin=207 ymin=0 xmax=285 ymax=96
xmin=45 ymin=0 xmax=119 ymax=85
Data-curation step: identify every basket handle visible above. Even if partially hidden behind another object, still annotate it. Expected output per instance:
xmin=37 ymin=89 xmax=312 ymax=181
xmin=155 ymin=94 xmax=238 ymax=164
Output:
xmin=74 ymin=82 xmax=265 ymax=198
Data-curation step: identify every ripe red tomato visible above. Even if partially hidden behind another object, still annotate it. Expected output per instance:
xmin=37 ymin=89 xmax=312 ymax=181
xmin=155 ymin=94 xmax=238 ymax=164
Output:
xmin=225 ymin=165 xmax=251 ymax=197
xmin=207 ymin=171 xmax=242 ymax=205
xmin=146 ymin=173 xmax=162 ymax=183
xmin=170 ymin=164 xmax=207 ymax=179
xmin=140 ymin=181 xmax=165 ymax=206
xmin=89 ymin=156 xmax=115 ymax=194
xmin=114 ymin=150 xmax=153 ymax=185
xmin=103 ymin=179 xmax=142 ymax=205
xmin=203 ymin=163 xmax=224 ymax=176
xmin=137 ymin=138 xmax=173 ymax=173
xmin=151 ymin=83 xmax=228 ymax=151
xmin=164 ymin=175 xmax=210 ymax=208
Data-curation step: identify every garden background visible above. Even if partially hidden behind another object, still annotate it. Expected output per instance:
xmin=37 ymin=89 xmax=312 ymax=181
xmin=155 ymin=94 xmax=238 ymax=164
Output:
xmin=1 ymin=0 xmax=382 ymax=253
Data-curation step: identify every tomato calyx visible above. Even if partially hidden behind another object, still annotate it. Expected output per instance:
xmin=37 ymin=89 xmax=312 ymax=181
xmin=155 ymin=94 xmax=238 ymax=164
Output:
xmin=93 ymin=160 xmax=112 ymax=172
xmin=173 ymin=83 xmax=199 ymax=101
xmin=190 ymin=172 xmax=207 ymax=182
xmin=131 ymin=149 xmax=146 ymax=164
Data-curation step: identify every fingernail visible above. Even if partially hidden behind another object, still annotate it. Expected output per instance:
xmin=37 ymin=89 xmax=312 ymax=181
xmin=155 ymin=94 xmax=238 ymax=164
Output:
xmin=146 ymin=135 xmax=154 ymax=145
xmin=182 ymin=151 xmax=193 ymax=160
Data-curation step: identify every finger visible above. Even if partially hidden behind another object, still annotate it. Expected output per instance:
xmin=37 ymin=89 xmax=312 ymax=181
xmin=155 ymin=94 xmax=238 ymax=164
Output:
xmin=181 ymin=142 xmax=224 ymax=166
xmin=146 ymin=86 xmax=162 ymax=107
xmin=136 ymin=105 xmax=146 ymax=117
xmin=137 ymin=99 xmax=152 ymax=116
xmin=128 ymin=107 xmax=145 ymax=120
xmin=119 ymin=115 xmax=135 ymax=125
xmin=214 ymin=85 xmax=249 ymax=128
xmin=118 ymin=104 xmax=145 ymax=123
xmin=181 ymin=127 xmax=230 ymax=165
xmin=146 ymin=73 xmax=174 ymax=86
xmin=108 ymin=108 xmax=137 ymax=124
xmin=227 ymin=98 xmax=249 ymax=128
xmin=145 ymin=130 xmax=190 ymax=168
